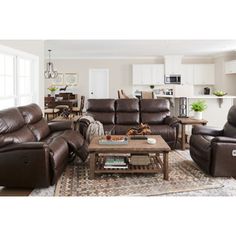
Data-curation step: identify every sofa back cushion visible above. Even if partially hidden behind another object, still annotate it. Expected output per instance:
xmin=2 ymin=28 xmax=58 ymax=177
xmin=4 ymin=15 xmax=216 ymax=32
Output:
xmin=116 ymin=99 xmax=140 ymax=125
xmin=0 ymin=107 xmax=25 ymax=134
xmin=140 ymin=99 xmax=170 ymax=124
xmin=0 ymin=107 xmax=36 ymax=147
xmin=87 ymin=99 xmax=115 ymax=112
xmin=224 ymin=105 xmax=236 ymax=138
xmin=87 ymin=99 xmax=115 ymax=125
xmin=19 ymin=103 xmax=50 ymax=141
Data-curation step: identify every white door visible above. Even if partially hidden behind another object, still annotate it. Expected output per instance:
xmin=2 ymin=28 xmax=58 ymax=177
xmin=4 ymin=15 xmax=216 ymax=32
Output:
xmin=89 ymin=69 xmax=109 ymax=98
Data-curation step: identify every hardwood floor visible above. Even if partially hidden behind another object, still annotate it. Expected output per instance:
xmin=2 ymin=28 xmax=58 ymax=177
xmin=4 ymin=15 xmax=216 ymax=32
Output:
xmin=0 ymin=187 xmax=33 ymax=196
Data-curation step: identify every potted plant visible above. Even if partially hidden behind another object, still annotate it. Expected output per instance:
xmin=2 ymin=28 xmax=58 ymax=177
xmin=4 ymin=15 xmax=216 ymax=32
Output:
xmin=190 ymin=100 xmax=207 ymax=120
xmin=48 ymin=85 xmax=58 ymax=97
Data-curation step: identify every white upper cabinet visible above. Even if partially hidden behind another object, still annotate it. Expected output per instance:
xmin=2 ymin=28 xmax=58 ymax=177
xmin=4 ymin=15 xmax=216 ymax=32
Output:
xmin=193 ymin=64 xmax=215 ymax=85
xmin=225 ymin=60 xmax=236 ymax=74
xmin=164 ymin=56 xmax=182 ymax=75
xmin=181 ymin=64 xmax=194 ymax=85
xmin=132 ymin=64 xmax=164 ymax=85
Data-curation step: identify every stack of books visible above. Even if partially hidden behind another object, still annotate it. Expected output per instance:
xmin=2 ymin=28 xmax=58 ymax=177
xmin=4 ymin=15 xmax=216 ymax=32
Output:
xmin=104 ymin=156 xmax=128 ymax=169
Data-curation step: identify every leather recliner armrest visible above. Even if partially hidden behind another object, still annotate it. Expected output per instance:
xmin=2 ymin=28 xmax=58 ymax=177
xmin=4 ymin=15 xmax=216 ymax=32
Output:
xmin=164 ymin=116 xmax=179 ymax=127
xmin=212 ymin=136 xmax=236 ymax=143
xmin=0 ymin=142 xmax=48 ymax=153
xmin=48 ymin=121 xmax=73 ymax=132
xmin=192 ymin=125 xmax=223 ymax=136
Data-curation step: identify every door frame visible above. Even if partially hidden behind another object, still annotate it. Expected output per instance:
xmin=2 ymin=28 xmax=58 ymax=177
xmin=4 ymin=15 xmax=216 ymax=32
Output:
xmin=89 ymin=68 xmax=109 ymax=98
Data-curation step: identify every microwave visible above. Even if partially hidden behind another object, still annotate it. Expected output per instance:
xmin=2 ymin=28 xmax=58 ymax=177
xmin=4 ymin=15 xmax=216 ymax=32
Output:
xmin=165 ymin=75 xmax=181 ymax=84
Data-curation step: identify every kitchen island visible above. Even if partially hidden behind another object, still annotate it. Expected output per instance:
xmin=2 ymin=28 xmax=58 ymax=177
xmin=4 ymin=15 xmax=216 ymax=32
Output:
xmin=153 ymin=94 xmax=236 ymax=128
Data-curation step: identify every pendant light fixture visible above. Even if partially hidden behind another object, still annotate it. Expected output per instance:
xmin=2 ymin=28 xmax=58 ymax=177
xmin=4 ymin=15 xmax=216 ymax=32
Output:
xmin=44 ymin=49 xmax=58 ymax=79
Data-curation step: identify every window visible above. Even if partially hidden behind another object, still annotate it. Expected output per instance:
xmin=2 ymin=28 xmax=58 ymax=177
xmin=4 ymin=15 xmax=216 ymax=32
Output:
xmin=0 ymin=47 xmax=38 ymax=109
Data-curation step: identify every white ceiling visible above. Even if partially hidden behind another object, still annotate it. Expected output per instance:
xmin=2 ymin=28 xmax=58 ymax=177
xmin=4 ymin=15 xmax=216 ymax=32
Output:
xmin=45 ymin=40 xmax=236 ymax=58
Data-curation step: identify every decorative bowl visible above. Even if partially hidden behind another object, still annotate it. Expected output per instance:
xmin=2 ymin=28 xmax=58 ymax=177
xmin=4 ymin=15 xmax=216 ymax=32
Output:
xmin=213 ymin=91 xmax=227 ymax=97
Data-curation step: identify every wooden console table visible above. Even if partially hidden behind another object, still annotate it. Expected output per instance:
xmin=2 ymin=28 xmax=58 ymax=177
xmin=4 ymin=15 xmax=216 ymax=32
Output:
xmin=178 ymin=117 xmax=208 ymax=150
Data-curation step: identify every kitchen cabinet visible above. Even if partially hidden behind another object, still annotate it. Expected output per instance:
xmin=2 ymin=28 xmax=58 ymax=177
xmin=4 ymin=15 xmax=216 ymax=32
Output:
xmin=181 ymin=64 xmax=194 ymax=85
xmin=225 ymin=60 xmax=236 ymax=74
xmin=164 ymin=56 xmax=182 ymax=75
xmin=132 ymin=64 xmax=164 ymax=85
xmin=181 ymin=64 xmax=215 ymax=85
xmin=193 ymin=64 xmax=215 ymax=85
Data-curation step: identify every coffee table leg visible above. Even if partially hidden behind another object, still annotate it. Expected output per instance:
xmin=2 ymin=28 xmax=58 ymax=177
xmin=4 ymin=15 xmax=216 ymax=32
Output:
xmin=181 ymin=124 xmax=186 ymax=150
xmin=163 ymin=152 xmax=169 ymax=180
xmin=89 ymin=153 xmax=96 ymax=179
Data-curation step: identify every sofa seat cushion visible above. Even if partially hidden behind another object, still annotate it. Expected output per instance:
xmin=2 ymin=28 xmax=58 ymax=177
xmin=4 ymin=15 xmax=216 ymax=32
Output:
xmin=115 ymin=125 xmax=139 ymax=135
xmin=149 ymin=125 xmax=176 ymax=141
xmin=116 ymin=112 xmax=139 ymax=125
xmin=48 ymin=137 xmax=69 ymax=184
xmin=28 ymin=118 xmax=51 ymax=141
xmin=190 ymin=135 xmax=214 ymax=174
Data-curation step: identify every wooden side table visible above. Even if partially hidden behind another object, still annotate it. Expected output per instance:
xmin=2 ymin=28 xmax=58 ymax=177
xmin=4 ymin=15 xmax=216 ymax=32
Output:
xmin=178 ymin=117 xmax=208 ymax=150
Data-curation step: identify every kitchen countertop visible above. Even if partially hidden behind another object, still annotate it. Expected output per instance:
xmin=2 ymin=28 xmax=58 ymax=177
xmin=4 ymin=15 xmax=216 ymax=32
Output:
xmin=154 ymin=94 xmax=236 ymax=99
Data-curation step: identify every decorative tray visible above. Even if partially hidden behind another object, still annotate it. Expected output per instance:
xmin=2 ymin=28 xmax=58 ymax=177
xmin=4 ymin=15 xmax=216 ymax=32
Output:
xmin=99 ymin=136 xmax=128 ymax=145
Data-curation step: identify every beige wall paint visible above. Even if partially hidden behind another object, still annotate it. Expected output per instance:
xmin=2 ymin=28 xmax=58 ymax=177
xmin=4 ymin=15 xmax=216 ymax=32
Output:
xmin=0 ymin=40 xmax=45 ymax=108
xmin=46 ymin=57 xmax=220 ymax=99
xmin=45 ymin=58 xmax=164 ymax=99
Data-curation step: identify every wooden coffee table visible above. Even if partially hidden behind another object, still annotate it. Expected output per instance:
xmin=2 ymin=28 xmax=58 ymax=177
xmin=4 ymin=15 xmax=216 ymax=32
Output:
xmin=88 ymin=135 xmax=171 ymax=180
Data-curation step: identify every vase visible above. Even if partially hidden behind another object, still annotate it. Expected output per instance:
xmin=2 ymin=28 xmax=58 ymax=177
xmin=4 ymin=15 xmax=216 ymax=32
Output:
xmin=194 ymin=111 xmax=203 ymax=120
xmin=51 ymin=91 xmax=55 ymax=97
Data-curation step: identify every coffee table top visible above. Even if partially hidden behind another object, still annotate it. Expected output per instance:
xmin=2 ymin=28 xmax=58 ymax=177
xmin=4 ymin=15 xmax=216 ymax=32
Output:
xmin=88 ymin=135 xmax=171 ymax=153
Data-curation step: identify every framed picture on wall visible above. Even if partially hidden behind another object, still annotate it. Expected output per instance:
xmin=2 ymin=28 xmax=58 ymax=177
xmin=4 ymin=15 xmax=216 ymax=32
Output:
xmin=64 ymin=73 xmax=78 ymax=86
xmin=54 ymin=73 xmax=64 ymax=85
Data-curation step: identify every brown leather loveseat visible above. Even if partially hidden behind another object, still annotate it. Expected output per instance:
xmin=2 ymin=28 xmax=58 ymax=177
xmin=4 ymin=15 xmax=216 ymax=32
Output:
xmin=79 ymin=98 xmax=179 ymax=149
xmin=190 ymin=105 xmax=236 ymax=177
xmin=0 ymin=103 xmax=88 ymax=188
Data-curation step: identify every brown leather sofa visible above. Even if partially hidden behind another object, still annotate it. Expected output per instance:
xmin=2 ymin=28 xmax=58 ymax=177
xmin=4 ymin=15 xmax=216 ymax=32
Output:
xmin=80 ymin=98 xmax=179 ymax=149
xmin=0 ymin=103 xmax=88 ymax=188
xmin=190 ymin=105 xmax=236 ymax=177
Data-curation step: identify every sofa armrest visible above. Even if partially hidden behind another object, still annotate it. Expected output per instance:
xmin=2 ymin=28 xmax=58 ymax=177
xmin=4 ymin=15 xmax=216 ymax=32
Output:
xmin=0 ymin=142 xmax=48 ymax=153
xmin=0 ymin=142 xmax=51 ymax=188
xmin=212 ymin=136 xmax=236 ymax=144
xmin=192 ymin=125 xmax=224 ymax=136
xmin=164 ymin=116 xmax=179 ymax=127
xmin=48 ymin=121 xmax=73 ymax=132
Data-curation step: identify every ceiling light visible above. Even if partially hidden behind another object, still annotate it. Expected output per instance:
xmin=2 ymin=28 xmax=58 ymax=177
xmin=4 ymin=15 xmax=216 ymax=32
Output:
xmin=44 ymin=49 xmax=58 ymax=79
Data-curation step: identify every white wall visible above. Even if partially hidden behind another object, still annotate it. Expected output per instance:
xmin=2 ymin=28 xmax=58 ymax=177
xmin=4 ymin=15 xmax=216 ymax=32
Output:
xmin=0 ymin=40 xmax=45 ymax=108
xmin=214 ymin=53 xmax=236 ymax=95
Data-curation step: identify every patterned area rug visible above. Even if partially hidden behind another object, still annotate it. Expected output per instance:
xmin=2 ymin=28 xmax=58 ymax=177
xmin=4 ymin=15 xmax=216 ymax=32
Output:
xmin=54 ymin=151 xmax=224 ymax=196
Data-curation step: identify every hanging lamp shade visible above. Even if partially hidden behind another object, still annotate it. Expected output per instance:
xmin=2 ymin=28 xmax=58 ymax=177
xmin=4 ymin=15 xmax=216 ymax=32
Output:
xmin=44 ymin=49 xmax=58 ymax=79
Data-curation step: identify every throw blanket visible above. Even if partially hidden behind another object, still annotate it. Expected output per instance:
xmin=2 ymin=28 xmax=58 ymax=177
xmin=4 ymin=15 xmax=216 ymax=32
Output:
xmin=86 ymin=121 xmax=104 ymax=143
xmin=79 ymin=115 xmax=95 ymax=123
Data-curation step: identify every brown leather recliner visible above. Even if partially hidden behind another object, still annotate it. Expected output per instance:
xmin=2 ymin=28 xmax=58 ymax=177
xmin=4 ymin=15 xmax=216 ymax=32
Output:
xmin=190 ymin=105 xmax=236 ymax=177
xmin=80 ymin=98 xmax=179 ymax=149
xmin=0 ymin=103 xmax=88 ymax=188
